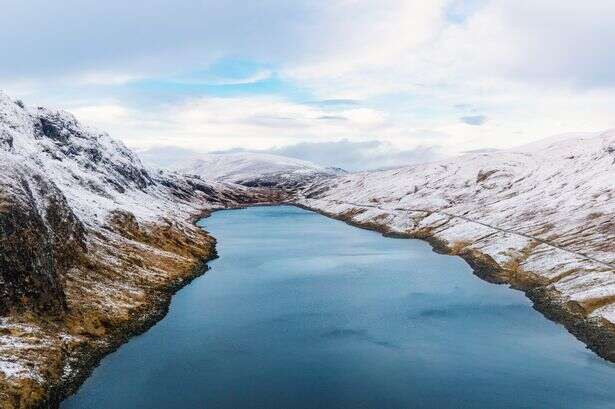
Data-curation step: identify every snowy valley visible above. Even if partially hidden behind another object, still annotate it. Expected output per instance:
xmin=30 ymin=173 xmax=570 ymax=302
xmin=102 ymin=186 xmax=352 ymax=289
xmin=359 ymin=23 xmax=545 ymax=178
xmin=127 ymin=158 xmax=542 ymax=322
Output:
xmin=0 ymin=91 xmax=614 ymax=408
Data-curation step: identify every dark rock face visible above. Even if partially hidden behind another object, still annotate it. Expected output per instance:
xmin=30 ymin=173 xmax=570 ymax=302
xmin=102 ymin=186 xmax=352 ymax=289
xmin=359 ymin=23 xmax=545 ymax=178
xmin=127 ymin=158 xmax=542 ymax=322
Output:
xmin=0 ymin=131 xmax=13 ymax=150
xmin=31 ymin=107 xmax=154 ymax=193
xmin=38 ymin=117 xmax=71 ymax=143
xmin=236 ymin=170 xmax=340 ymax=191
xmin=34 ymin=107 xmax=89 ymax=142
xmin=0 ymin=166 xmax=85 ymax=316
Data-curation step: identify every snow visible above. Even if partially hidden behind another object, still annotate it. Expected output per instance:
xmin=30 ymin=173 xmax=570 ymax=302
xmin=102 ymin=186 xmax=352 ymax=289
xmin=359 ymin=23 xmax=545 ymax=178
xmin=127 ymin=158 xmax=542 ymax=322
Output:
xmin=0 ymin=91 xmax=262 ymax=386
xmin=179 ymin=152 xmax=343 ymax=187
xmin=297 ymin=129 xmax=615 ymax=323
xmin=512 ymin=131 xmax=602 ymax=153
xmin=0 ymin=91 xmax=252 ymax=229
xmin=0 ymin=361 xmax=33 ymax=380
xmin=182 ymin=152 xmax=324 ymax=178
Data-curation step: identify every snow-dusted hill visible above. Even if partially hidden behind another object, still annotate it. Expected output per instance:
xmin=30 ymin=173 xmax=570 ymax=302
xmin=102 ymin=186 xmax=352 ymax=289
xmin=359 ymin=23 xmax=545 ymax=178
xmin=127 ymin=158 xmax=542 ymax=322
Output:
xmin=0 ymin=92 xmax=279 ymax=408
xmin=180 ymin=152 xmax=344 ymax=189
xmin=296 ymin=130 xmax=615 ymax=360
xmin=0 ymin=91 xmax=277 ymax=313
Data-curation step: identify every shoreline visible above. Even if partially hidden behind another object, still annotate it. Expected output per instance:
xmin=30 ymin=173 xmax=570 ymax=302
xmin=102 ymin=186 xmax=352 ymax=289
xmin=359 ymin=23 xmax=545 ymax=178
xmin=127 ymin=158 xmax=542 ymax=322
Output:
xmin=35 ymin=201 xmax=615 ymax=408
xmin=24 ymin=211 xmax=224 ymax=409
xmin=38 ymin=202 xmax=285 ymax=409
xmin=291 ymin=202 xmax=615 ymax=364
xmin=39 ymin=249 xmax=218 ymax=409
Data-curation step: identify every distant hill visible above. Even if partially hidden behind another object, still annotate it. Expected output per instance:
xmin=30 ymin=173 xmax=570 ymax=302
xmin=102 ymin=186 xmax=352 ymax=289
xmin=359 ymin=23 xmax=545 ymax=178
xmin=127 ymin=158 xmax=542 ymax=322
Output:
xmin=180 ymin=151 xmax=345 ymax=189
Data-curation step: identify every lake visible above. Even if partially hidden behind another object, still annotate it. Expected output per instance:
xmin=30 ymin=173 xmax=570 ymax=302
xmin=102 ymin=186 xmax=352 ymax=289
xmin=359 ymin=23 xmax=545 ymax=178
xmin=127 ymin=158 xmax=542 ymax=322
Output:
xmin=62 ymin=205 xmax=615 ymax=408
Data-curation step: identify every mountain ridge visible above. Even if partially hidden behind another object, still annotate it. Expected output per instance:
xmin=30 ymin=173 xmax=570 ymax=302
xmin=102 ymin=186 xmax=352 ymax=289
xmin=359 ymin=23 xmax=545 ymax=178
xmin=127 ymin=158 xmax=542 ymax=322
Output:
xmin=178 ymin=151 xmax=344 ymax=189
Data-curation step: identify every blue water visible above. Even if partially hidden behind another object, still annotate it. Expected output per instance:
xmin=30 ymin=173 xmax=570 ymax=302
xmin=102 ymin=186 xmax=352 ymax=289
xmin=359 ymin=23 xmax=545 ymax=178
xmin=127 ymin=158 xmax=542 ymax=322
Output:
xmin=62 ymin=206 xmax=615 ymax=408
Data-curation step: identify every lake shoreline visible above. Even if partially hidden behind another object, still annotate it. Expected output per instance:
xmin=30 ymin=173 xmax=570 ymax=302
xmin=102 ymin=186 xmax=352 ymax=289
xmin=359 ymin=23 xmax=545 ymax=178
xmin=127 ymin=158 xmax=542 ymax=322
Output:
xmin=292 ymin=202 xmax=615 ymax=364
xmin=42 ymin=257 xmax=217 ymax=409
xmin=49 ymin=202 xmax=614 ymax=407
xmin=49 ymin=203 xmax=281 ymax=409
xmin=30 ymin=214 xmax=221 ymax=409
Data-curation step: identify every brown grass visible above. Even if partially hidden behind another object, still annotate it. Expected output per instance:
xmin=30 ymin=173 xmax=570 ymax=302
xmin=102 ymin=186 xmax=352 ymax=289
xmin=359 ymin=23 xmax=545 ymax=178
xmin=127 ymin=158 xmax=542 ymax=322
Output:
xmin=0 ymin=189 xmax=10 ymax=213
xmin=339 ymin=208 xmax=367 ymax=219
xmin=0 ymin=210 xmax=218 ymax=409
xmin=579 ymin=295 xmax=615 ymax=314
xmin=587 ymin=211 xmax=604 ymax=220
xmin=449 ymin=240 xmax=473 ymax=255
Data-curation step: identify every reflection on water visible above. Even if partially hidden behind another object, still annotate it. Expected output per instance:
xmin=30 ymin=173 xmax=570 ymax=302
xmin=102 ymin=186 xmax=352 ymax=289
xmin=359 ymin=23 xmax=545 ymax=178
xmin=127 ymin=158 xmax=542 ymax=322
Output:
xmin=63 ymin=206 xmax=615 ymax=409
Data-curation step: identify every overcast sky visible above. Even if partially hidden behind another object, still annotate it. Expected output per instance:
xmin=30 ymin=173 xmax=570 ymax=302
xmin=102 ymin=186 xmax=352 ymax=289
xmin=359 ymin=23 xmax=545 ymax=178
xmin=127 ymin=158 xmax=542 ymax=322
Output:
xmin=2 ymin=1 xmax=615 ymax=169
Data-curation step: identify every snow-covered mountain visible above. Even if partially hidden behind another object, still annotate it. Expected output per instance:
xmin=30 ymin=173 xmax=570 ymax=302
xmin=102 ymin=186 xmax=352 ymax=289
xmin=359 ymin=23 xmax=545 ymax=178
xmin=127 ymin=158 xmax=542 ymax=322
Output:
xmin=180 ymin=152 xmax=344 ymax=189
xmin=296 ymin=130 xmax=615 ymax=360
xmin=0 ymin=92 xmax=279 ymax=407
xmin=0 ymin=91 xmax=274 ymax=312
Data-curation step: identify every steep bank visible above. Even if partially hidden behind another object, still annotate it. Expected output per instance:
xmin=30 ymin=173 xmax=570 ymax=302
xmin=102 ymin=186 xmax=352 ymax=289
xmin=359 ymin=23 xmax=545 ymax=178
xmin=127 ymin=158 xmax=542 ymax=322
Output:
xmin=0 ymin=92 xmax=282 ymax=408
xmin=293 ymin=131 xmax=615 ymax=362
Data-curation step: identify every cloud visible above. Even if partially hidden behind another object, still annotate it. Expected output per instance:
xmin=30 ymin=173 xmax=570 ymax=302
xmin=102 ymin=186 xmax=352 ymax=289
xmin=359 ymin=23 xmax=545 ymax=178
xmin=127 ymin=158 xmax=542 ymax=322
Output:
xmin=4 ymin=0 xmax=615 ymax=162
xmin=66 ymin=95 xmax=401 ymax=153
xmin=310 ymin=99 xmax=362 ymax=107
xmin=316 ymin=115 xmax=347 ymax=121
xmin=3 ymin=1 xmax=615 ymax=96
xmin=61 ymin=87 xmax=615 ymax=171
xmin=137 ymin=146 xmax=199 ymax=168
xmin=70 ymin=104 xmax=131 ymax=123
xmin=266 ymin=140 xmax=442 ymax=170
xmin=170 ymin=69 xmax=273 ymax=86
xmin=139 ymin=138 xmax=442 ymax=171
xmin=460 ymin=115 xmax=488 ymax=126
xmin=76 ymin=71 xmax=142 ymax=86
xmin=433 ymin=1 xmax=615 ymax=89
xmin=215 ymin=140 xmax=442 ymax=171
xmin=0 ymin=0 xmax=443 ymax=85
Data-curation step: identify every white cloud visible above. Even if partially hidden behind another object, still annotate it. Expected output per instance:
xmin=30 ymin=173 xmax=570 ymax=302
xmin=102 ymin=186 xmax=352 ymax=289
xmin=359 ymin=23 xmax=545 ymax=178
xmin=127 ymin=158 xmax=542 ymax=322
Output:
xmin=0 ymin=0 xmax=443 ymax=84
xmin=170 ymin=69 xmax=274 ymax=86
xmin=2 ymin=0 xmax=615 ymax=167
xmin=76 ymin=72 xmax=142 ymax=86
xmin=71 ymin=104 xmax=131 ymax=124
xmin=65 ymin=95 xmax=439 ymax=156
xmin=64 ymin=82 xmax=615 ymax=166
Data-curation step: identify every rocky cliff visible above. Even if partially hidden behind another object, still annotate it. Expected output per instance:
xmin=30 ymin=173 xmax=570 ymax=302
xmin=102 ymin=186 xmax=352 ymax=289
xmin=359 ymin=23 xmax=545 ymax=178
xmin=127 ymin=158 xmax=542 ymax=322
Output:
xmin=0 ymin=158 xmax=85 ymax=316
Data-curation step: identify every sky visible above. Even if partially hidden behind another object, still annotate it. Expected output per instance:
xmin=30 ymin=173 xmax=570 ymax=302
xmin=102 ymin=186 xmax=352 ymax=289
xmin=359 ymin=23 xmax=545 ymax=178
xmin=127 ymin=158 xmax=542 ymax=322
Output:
xmin=2 ymin=0 xmax=615 ymax=170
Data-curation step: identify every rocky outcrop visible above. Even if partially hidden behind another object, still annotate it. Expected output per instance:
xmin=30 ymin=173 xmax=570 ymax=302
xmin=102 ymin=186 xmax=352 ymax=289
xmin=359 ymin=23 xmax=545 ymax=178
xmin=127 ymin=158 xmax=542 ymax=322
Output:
xmin=0 ymin=160 xmax=85 ymax=316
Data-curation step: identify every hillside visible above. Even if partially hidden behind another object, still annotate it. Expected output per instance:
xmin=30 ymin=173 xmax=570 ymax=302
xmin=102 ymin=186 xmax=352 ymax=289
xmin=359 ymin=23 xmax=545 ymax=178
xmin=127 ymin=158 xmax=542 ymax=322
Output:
xmin=296 ymin=130 xmax=615 ymax=360
xmin=0 ymin=92 xmax=279 ymax=408
xmin=180 ymin=152 xmax=343 ymax=189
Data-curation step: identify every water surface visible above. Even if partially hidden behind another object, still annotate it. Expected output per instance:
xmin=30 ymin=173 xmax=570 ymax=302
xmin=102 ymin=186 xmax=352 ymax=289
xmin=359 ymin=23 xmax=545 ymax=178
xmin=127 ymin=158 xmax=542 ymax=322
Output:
xmin=63 ymin=206 xmax=615 ymax=408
